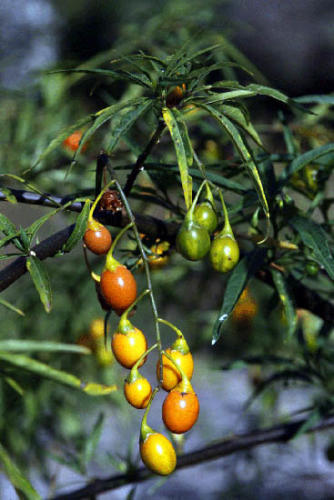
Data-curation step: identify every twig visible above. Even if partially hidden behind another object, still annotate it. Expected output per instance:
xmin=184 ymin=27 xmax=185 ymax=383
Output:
xmin=123 ymin=120 xmax=165 ymax=196
xmin=50 ymin=413 xmax=334 ymax=499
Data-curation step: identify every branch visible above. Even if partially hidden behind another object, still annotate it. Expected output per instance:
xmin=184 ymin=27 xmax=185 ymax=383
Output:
xmin=123 ymin=119 xmax=165 ymax=196
xmin=51 ymin=413 xmax=334 ymax=499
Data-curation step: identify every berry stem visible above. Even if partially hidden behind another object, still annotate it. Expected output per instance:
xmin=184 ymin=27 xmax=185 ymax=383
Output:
xmin=158 ymin=318 xmax=184 ymax=339
xmin=88 ymin=179 xmax=116 ymax=222
xmin=119 ymin=289 xmax=150 ymax=324
xmin=186 ymin=180 xmax=207 ymax=221
xmin=218 ymin=189 xmax=234 ymax=238
xmin=140 ymin=386 xmax=160 ymax=441
xmin=132 ymin=343 xmax=158 ymax=371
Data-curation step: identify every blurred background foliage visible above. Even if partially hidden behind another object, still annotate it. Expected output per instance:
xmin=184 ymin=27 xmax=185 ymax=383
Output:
xmin=1 ymin=0 xmax=334 ymax=498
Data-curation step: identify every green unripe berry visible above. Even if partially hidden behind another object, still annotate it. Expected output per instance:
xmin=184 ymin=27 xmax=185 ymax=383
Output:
xmin=194 ymin=202 xmax=218 ymax=234
xmin=176 ymin=221 xmax=211 ymax=261
xmin=210 ymin=235 xmax=239 ymax=272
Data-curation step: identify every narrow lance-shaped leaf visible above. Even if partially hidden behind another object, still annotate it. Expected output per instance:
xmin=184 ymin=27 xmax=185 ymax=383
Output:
xmin=0 ymin=298 xmax=24 ymax=316
xmin=0 ymin=212 xmax=17 ymax=236
xmin=107 ymin=98 xmax=152 ymax=153
xmin=163 ymin=107 xmax=193 ymax=209
xmin=212 ymin=248 xmax=267 ymax=345
xmin=26 ymin=256 xmax=52 ymax=313
xmin=271 ymin=268 xmax=297 ymax=339
xmin=201 ymin=104 xmax=270 ymax=221
xmin=0 ymin=352 xmax=116 ymax=395
xmin=290 ymin=215 xmax=334 ymax=280
xmin=0 ymin=340 xmax=90 ymax=354
xmin=280 ymin=143 xmax=334 ymax=183
xmin=222 ymin=104 xmax=263 ymax=147
xmin=0 ymin=442 xmax=41 ymax=500
xmin=62 ymin=199 xmax=90 ymax=253
xmin=82 ymin=413 xmax=104 ymax=466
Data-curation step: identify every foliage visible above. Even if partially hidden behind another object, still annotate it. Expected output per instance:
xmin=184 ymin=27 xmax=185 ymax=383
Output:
xmin=1 ymin=1 xmax=334 ymax=497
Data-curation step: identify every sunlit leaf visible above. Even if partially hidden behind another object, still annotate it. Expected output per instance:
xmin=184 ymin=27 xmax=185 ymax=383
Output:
xmin=0 ymin=298 xmax=25 ymax=316
xmin=163 ymin=107 xmax=193 ymax=209
xmin=222 ymin=104 xmax=263 ymax=147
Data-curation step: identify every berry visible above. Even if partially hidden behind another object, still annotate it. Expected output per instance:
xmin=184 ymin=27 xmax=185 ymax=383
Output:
xmin=63 ymin=131 xmax=87 ymax=152
xmin=89 ymin=318 xmax=105 ymax=340
xmin=157 ymin=347 xmax=194 ymax=391
xmin=210 ymin=235 xmax=239 ymax=272
xmin=100 ymin=266 xmax=137 ymax=311
xmin=162 ymin=381 xmax=199 ymax=434
xmin=306 ymin=261 xmax=319 ymax=276
xmin=124 ymin=371 xmax=152 ymax=409
xmin=140 ymin=432 xmax=176 ymax=475
xmin=176 ymin=221 xmax=211 ymax=261
xmin=84 ymin=225 xmax=112 ymax=255
xmin=194 ymin=202 xmax=218 ymax=233
xmin=166 ymin=84 xmax=186 ymax=108
xmin=112 ymin=324 xmax=147 ymax=369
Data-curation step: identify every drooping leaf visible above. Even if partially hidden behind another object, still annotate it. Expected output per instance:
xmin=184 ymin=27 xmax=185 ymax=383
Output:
xmin=26 ymin=256 xmax=52 ymax=313
xmin=271 ymin=268 xmax=297 ymax=339
xmin=200 ymin=104 xmax=270 ymax=220
xmin=293 ymin=95 xmax=334 ymax=105
xmin=290 ymin=215 xmax=334 ymax=280
xmin=212 ymin=248 xmax=267 ymax=344
xmin=173 ymin=108 xmax=194 ymax=167
xmin=280 ymin=143 xmax=334 ymax=183
xmin=62 ymin=199 xmax=90 ymax=253
xmin=0 ymin=298 xmax=25 ymax=316
xmin=0 ymin=442 xmax=41 ymax=500
xmin=0 ymin=352 xmax=116 ymax=394
xmin=162 ymin=107 xmax=193 ymax=209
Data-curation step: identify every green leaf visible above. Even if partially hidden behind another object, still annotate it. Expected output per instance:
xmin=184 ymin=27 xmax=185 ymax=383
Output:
xmin=82 ymin=413 xmax=104 ymax=465
xmin=52 ymin=68 xmax=152 ymax=88
xmin=1 ymin=187 xmax=17 ymax=204
xmin=271 ymin=269 xmax=297 ymax=339
xmin=4 ymin=377 xmax=24 ymax=396
xmin=0 ymin=340 xmax=90 ymax=354
xmin=222 ymin=104 xmax=263 ymax=147
xmin=0 ymin=352 xmax=116 ymax=394
xmin=163 ymin=107 xmax=193 ymax=209
xmin=0 ymin=298 xmax=25 ymax=316
xmin=0 ymin=212 xmax=16 ymax=236
xmin=212 ymin=248 xmax=267 ymax=344
xmin=200 ymin=104 xmax=270 ymax=219
xmin=26 ymin=256 xmax=52 ymax=313
xmin=280 ymin=143 xmax=334 ymax=183
xmin=0 ymin=442 xmax=41 ymax=499
xmin=293 ymin=95 xmax=334 ymax=105
xmin=173 ymin=109 xmax=194 ymax=167
xmin=290 ymin=215 xmax=334 ymax=280
xmin=62 ymin=199 xmax=90 ymax=253
xmin=107 ymin=98 xmax=152 ymax=153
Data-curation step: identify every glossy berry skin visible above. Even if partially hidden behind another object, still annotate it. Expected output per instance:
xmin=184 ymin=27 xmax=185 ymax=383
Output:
xmin=194 ymin=202 xmax=218 ymax=234
xmin=210 ymin=236 xmax=239 ymax=273
xmin=162 ymin=388 xmax=200 ymax=434
xmin=112 ymin=328 xmax=147 ymax=369
xmin=100 ymin=266 xmax=137 ymax=310
xmin=124 ymin=377 xmax=152 ymax=409
xmin=83 ymin=226 xmax=112 ymax=255
xmin=176 ymin=221 xmax=211 ymax=261
xmin=140 ymin=433 xmax=176 ymax=475
xmin=157 ymin=349 xmax=194 ymax=391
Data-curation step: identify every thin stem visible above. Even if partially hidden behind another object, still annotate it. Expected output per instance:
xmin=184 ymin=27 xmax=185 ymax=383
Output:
xmin=89 ymin=179 xmax=116 ymax=221
xmin=114 ymin=180 xmax=163 ymax=373
xmin=161 ymin=349 xmax=190 ymax=385
xmin=109 ymin=222 xmax=134 ymax=256
xmin=123 ymin=120 xmax=165 ymax=196
xmin=132 ymin=343 xmax=158 ymax=371
xmin=95 ymin=152 xmax=110 ymax=199
xmin=120 ymin=289 xmax=150 ymax=321
xmin=218 ymin=189 xmax=233 ymax=236
xmin=158 ymin=318 xmax=183 ymax=339
xmin=104 ymin=310 xmax=112 ymax=350
xmin=140 ymin=386 xmax=160 ymax=438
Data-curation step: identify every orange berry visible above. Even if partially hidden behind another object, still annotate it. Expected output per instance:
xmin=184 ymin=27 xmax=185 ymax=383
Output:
xmin=83 ymin=225 xmax=112 ymax=255
xmin=124 ymin=375 xmax=152 ymax=409
xmin=63 ymin=131 xmax=87 ymax=152
xmin=111 ymin=327 xmax=147 ymax=369
xmin=140 ymin=432 xmax=176 ymax=475
xmin=157 ymin=348 xmax=194 ymax=391
xmin=100 ymin=266 xmax=137 ymax=311
xmin=166 ymin=85 xmax=186 ymax=108
xmin=162 ymin=385 xmax=199 ymax=434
